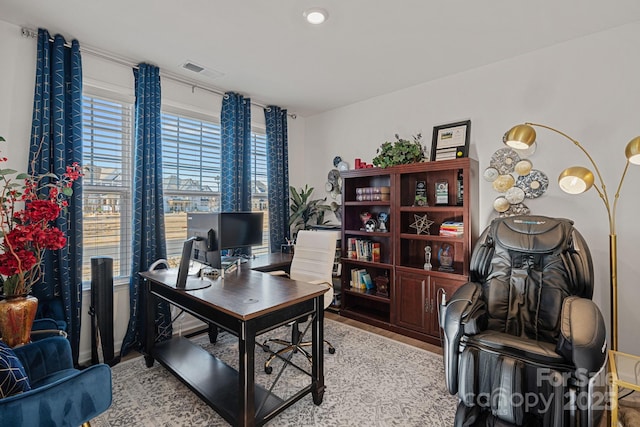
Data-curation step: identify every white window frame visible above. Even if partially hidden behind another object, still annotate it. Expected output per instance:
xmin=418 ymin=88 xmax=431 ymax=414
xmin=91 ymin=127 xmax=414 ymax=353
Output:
xmin=81 ymin=90 xmax=134 ymax=287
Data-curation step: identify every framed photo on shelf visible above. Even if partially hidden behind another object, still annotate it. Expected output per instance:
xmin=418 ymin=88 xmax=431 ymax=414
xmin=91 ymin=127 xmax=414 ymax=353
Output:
xmin=431 ymin=120 xmax=471 ymax=161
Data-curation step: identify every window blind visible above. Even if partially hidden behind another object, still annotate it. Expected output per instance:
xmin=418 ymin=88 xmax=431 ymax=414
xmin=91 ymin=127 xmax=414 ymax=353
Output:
xmin=82 ymin=95 xmax=133 ymax=282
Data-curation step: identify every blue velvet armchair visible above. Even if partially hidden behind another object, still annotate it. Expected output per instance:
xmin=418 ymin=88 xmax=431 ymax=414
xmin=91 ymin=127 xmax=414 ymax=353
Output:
xmin=0 ymin=336 xmax=112 ymax=426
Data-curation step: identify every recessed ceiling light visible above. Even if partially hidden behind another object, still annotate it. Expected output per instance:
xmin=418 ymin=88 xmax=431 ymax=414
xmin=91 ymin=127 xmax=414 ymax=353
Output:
xmin=303 ymin=8 xmax=328 ymax=25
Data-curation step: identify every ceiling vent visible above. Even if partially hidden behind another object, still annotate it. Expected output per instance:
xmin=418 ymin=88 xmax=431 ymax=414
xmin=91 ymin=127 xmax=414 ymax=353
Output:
xmin=180 ymin=61 xmax=224 ymax=79
xmin=183 ymin=62 xmax=205 ymax=73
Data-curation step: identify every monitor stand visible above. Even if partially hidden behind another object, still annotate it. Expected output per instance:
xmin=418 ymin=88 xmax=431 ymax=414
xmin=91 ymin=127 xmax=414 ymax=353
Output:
xmin=176 ymin=277 xmax=213 ymax=291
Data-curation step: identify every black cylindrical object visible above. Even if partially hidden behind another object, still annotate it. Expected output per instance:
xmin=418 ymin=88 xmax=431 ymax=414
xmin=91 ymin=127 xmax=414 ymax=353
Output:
xmin=90 ymin=256 xmax=117 ymax=366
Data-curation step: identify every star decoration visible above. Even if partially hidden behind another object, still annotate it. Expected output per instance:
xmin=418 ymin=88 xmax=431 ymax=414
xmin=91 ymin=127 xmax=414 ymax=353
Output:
xmin=409 ymin=214 xmax=434 ymax=235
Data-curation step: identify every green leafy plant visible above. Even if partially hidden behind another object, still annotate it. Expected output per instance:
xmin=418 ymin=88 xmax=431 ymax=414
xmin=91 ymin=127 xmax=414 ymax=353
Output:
xmin=372 ymin=133 xmax=425 ymax=168
xmin=289 ymin=185 xmax=331 ymax=239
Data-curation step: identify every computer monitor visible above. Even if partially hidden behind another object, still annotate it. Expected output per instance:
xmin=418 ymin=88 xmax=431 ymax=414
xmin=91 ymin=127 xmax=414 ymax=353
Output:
xmin=187 ymin=211 xmax=264 ymax=265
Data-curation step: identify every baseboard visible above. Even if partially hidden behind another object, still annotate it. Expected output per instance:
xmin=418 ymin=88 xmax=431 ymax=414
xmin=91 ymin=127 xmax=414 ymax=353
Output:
xmin=78 ymin=311 xmax=206 ymax=366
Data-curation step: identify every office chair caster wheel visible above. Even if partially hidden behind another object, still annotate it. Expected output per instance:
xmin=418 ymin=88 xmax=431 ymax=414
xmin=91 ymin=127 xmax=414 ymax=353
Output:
xmin=329 ymin=347 xmax=335 ymax=354
xmin=262 ymin=344 xmax=270 ymax=352
xmin=265 ymin=366 xmax=273 ymax=374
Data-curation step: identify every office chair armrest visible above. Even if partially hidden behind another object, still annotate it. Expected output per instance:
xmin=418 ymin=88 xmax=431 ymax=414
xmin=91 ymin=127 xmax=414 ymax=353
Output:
xmin=303 ymin=280 xmax=334 ymax=310
xmin=268 ymin=270 xmax=289 ymax=277
xmin=440 ymin=281 xmax=486 ymax=395
xmin=149 ymin=258 xmax=169 ymax=271
xmin=556 ymin=296 xmax=607 ymax=373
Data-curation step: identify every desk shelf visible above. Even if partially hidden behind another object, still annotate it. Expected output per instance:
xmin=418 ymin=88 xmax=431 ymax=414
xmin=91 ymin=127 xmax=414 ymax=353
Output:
xmin=153 ymin=337 xmax=284 ymax=425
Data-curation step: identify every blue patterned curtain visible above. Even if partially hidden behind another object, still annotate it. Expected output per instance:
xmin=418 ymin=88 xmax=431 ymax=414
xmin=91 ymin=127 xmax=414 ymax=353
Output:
xmin=221 ymin=92 xmax=252 ymax=212
xmin=120 ymin=63 xmax=172 ymax=357
xmin=29 ymin=28 xmax=83 ymax=364
xmin=264 ymin=106 xmax=290 ymax=251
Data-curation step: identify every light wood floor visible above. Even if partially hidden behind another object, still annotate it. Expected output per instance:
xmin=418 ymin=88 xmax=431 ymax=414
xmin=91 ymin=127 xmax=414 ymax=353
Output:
xmin=325 ymin=311 xmax=443 ymax=355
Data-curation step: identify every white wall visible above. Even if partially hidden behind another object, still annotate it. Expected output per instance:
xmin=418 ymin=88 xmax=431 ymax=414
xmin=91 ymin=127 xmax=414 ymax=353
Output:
xmin=304 ymin=21 xmax=640 ymax=355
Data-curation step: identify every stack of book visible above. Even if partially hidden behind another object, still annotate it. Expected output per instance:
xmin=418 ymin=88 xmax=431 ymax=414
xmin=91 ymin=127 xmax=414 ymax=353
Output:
xmin=350 ymin=268 xmax=374 ymax=290
xmin=439 ymin=221 xmax=464 ymax=237
xmin=355 ymin=186 xmax=391 ymax=201
xmin=346 ymin=238 xmax=381 ymax=262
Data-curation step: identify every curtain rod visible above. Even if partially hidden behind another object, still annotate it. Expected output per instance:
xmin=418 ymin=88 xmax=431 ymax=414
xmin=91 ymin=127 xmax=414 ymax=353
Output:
xmin=21 ymin=27 xmax=297 ymax=119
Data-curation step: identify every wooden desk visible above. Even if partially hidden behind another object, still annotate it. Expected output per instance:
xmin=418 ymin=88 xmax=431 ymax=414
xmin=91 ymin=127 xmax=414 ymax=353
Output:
xmin=141 ymin=261 xmax=325 ymax=427
xmin=244 ymin=252 xmax=293 ymax=272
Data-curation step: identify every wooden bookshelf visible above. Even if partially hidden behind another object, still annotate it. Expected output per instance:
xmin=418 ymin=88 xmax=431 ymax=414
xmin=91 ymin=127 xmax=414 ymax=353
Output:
xmin=339 ymin=158 xmax=478 ymax=345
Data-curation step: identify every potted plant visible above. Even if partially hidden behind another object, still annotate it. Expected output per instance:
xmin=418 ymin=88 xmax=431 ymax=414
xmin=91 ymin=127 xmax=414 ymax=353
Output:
xmin=288 ymin=185 xmax=331 ymax=239
xmin=0 ymin=136 xmax=82 ymax=347
xmin=372 ymin=133 xmax=426 ymax=168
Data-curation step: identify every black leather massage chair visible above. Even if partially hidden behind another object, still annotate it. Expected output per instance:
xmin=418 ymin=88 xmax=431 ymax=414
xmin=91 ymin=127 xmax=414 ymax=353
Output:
xmin=440 ymin=215 xmax=607 ymax=426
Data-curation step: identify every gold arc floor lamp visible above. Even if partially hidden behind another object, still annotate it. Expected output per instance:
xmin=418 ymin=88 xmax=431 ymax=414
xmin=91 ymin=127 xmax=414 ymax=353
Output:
xmin=503 ymin=122 xmax=640 ymax=352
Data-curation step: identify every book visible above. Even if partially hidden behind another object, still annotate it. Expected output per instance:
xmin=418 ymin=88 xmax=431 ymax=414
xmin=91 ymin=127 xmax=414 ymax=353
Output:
xmin=349 ymin=238 xmax=382 ymax=262
xmin=371 ymin=242 xmax=381 ymax=262
xmin=439 ymin=221 xmax=464 ymax=237
xmin=362 ymin=272 xmax=374 ymax=290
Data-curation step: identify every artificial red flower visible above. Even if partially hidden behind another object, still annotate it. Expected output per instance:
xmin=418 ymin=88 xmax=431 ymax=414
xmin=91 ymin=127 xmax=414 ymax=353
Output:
xmin=24 ymin=199 xmax=61 ymax=222
xmin=33 ymin=227 xmax=67 ymax=250
xmin=0 ymin=249 xmax=38 ymax=276
xmin=0 ymin=137 xmax=83 ymax=296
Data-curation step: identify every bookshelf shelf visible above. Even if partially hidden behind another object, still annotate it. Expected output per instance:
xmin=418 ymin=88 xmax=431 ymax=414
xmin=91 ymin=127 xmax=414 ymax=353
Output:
xmin=343 ymin=288 xmax=390 ymax=303
xmin=399 ymin=234 xmax=464 ymax=243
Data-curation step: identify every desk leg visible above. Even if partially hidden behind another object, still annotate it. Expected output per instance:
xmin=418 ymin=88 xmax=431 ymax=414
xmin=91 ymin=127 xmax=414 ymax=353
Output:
xmin=239 ymin=321 xmax=256 ymax=427
xmin=144 ymin=279 xmax=155 ymax=368
xmin=312 ymin=294 xmax=326 ymax=405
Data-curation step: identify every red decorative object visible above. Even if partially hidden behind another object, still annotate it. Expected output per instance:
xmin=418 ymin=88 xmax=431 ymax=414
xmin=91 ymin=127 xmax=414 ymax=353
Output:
xmin=0 ymin=135 xmax=83 ymax=298
xmin=355 ymin=158 xmax=375 ymax=169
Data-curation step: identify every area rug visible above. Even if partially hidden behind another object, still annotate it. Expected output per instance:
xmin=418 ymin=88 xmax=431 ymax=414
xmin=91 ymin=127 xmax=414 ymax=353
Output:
xmin=91 ymin=319 xmax=456 ymax=426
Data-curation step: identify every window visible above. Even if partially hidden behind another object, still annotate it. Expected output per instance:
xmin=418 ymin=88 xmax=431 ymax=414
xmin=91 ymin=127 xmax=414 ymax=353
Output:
xmin=81 ymin=96 xmax=269 ymax=283
xmin=250 ymin=132 xmax=269 ymax=255
xmin=81 ymin=95 xmax=133 ymax=283
xmin=161 ymin=111 xmax=269 ymax=266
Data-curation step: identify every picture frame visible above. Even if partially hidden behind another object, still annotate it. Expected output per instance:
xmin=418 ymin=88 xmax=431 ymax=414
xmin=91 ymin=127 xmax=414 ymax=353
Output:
xmin=430 ymin=120 xmax=471 ymax=161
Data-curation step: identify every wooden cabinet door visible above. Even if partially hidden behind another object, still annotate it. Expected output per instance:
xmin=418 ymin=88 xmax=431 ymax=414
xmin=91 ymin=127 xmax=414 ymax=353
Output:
xmin=395 ymin=271 xmax=429 ymax=333
xmin=428 ymin=276 xmax=467 ymax=336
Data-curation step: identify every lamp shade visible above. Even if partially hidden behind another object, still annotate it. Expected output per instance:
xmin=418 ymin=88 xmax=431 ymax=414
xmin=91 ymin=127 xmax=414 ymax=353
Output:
xmin=558 ymin=166 xmax=594 ymax=194
xmin=625 ymin=136 xmax=640 ymax=165
xmin=503 ymin=124 xmax=536 ymax=150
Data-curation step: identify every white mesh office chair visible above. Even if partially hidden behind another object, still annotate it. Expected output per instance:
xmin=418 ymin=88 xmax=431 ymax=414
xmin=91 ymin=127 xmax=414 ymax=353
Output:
xmin=262 ymin=229 xmax=337 ymax=374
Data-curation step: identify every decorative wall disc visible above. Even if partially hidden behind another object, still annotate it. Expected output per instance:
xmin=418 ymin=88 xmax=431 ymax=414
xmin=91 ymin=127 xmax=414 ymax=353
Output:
xmin=514 ymin=159 xmax=533 ymax=176
xmin=492 ymin=174 xmax=515 ymax=192
xmin=516 ymin=169 xmax=549 ymax=198
xmin=327 ymin=169 xmax=340 ymax=184
xmin=483 ymin=167 xmax=499 ymax=182
xmin=505 ymin=186 xmax=525 ymax=204
xmin=499 ymin=202 xmax=530 ymax=217
xmin=490 ymin=148 xmax=521 ymax=174
xmin=493 ymin=196 xmax=510 ymax=213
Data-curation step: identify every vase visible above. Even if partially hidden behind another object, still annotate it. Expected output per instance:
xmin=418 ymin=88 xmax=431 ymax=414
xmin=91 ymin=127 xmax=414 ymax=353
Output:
xmin=0 ymin=295 xmax=38 ymax=347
